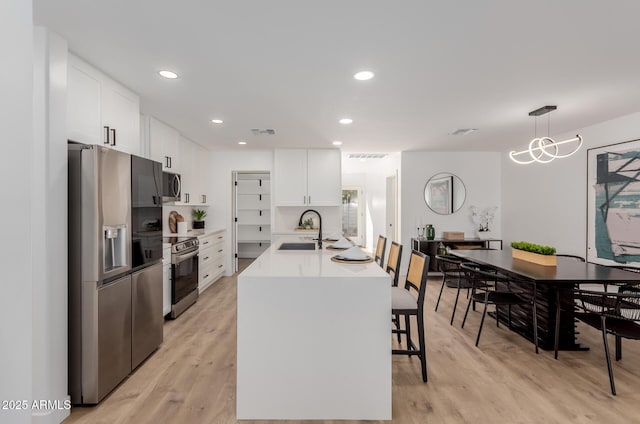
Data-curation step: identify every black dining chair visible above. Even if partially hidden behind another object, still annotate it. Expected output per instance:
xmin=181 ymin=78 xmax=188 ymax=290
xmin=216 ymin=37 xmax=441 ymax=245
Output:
xmin=572 ymin=281 xmax=640 ymax=395
xmin=434 ymin=255 xmax=472 ymax=325
xmin=460 ymin=263 xmax=539 ymax=352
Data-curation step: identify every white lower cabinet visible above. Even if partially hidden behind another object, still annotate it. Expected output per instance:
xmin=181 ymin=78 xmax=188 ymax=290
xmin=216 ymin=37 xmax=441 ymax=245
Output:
xmin=198 ymin=230 xmax=226 ymax=293
xmin=162 ymin=244 xmax=171 ymax=317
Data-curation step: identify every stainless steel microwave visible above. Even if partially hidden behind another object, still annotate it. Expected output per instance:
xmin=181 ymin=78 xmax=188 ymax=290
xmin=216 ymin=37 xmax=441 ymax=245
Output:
xmin=162 ymin=172 xmax=181 ymax=202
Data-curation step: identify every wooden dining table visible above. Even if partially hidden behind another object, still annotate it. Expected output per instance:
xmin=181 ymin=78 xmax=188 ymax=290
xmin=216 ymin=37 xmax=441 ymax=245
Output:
xmin=451 ymin=249 xmax=640 ymax=351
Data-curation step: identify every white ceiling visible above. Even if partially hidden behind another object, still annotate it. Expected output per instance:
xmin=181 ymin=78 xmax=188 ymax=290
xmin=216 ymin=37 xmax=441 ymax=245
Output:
xmin=34 ymin=0 xmax=640 ymax=152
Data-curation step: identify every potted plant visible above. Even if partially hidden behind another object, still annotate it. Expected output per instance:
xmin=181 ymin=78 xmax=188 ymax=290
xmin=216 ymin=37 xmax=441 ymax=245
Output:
xmin=302 ymin=218 xmax=314 ymax=229
xmin=192 ymin=208 xmax=207 ymax=229
xmin=511 ymin=241 xmax=557 ymax=266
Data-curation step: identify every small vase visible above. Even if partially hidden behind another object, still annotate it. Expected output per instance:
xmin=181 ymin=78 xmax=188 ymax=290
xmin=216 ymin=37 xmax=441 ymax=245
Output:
xmin=426 ymin=225 xmax=435 ymax=240
xmin=477 ymin=230 xmax=490 ymax=240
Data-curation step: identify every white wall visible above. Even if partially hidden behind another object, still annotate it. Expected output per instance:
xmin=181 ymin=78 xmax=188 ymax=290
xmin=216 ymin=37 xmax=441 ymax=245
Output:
xmin=30 ymin=28 xmax=70 ymax=423
xmin=207 ymin=150 xmax=274 ymax=275
xmin=342 ymin=153 xmax=401 ymax=251
xmin=400 ymin=151 xmax=502 ymax=273
xmin=0 ymin=1 xmax=33 ymax=423
xmin=502 ymin=111 xmax=640 ymax=257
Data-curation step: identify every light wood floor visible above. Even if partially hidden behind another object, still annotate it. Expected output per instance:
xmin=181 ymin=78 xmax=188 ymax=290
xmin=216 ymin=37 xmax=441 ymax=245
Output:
xmin=65 ymin=261 xmax=640 ymax=423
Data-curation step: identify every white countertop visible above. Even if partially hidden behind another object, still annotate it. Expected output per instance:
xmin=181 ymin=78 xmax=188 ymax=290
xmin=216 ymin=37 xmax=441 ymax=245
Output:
xmin=240 ymin=236 xmax=388 ymax=279
xmin=163 ymin=227 xmax=224 ymax=238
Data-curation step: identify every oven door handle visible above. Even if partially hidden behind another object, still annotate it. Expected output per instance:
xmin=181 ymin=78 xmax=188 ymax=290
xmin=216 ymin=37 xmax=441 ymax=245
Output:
xmin=174 ymin=250 xmax=198 ymax=264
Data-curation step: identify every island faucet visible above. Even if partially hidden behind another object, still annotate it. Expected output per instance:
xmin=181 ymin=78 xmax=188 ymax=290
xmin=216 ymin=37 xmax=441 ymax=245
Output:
xmin=298 ymin=209 xmax=322 ymax=249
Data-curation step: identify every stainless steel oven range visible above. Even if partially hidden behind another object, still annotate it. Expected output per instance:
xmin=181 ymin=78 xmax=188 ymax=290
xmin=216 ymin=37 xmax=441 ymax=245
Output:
xmin=165 ymin=236 xmax=199 ymax=318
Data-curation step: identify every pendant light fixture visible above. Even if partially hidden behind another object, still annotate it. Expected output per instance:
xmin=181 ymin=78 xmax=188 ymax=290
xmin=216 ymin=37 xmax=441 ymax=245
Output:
xmin=509 ymin=105 xmax=583 ymax=164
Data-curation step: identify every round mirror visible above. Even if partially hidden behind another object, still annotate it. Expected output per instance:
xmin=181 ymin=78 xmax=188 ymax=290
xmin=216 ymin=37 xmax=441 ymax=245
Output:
xmin=424 ymin=173 xmax=466 ymax=215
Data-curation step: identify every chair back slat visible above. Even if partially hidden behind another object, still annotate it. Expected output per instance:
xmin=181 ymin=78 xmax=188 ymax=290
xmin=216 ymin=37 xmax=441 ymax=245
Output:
xmin=375 ymin=235 xmax=387 ymax=268
xmin=386 ymin=242 xmax=403 ymax=287
xmin=405 ymin=250 xmax=430 ymax=306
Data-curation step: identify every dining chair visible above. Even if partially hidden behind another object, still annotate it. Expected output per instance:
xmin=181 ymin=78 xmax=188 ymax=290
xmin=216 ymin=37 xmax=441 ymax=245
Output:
xmin=434 ymin=254 xmax=472 ymax=325
xmin=460 ymin=263 xmax=539 ymax=353
xmin=385 ymin=241 xmax=403 ymax=343
xmin=374 ymin=235 xmax=387 ymax=268
xmin=571 ymin=281 xmax=640 ymax=395
xmin=391 ymin=250 xmax=430 ymax=382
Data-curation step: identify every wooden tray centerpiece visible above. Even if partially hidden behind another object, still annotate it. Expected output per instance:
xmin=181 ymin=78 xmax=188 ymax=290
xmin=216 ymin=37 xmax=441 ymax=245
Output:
xmin=511 ymin=241 xmax=557 ymax=267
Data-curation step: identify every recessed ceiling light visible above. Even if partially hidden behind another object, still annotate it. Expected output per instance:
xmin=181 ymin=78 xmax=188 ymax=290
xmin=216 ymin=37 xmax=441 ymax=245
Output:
xmin=238 ymin=141 xmax=247 ymax=145
xmin=339 ymin=118 xmax=353 ymax=125
xmin=158 ymin=70 xmax=178 ymax=79
xmin=332 ymin=141 xmax=343 ymax=146
xmin=211 ymin=119 xmax=224 ymax=124
xmin=353 ymin=71 xmax=375 ymax=81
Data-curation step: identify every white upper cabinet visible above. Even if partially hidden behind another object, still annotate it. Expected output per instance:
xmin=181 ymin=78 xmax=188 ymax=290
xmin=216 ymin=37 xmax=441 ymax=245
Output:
xmin=101 ymin=80 xmax=140 ymax=155
xmin=274 ymin=149 xmax=308 ymax=206
xmin=179 ymin=135 xmax=196 ymax=203
xmin=67 ymin=54 xmax=140 ymax=155
xmin=195 ymin=143 xmax=211 ymax=205
xmin=274 ymin=149 xmax=341 ymax=207
xmin=149 ymin=117 xmax=180 ymax=172
xmin=306 ymin=149 xmax=342 ymax=206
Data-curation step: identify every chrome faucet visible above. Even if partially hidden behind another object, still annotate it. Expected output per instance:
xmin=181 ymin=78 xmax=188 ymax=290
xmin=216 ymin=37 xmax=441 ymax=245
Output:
xmin=299 ymin=209 xmax=322 ymax=249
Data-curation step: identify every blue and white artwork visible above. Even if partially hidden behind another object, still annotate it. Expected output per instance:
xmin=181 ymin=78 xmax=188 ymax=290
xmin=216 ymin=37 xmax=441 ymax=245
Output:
xmin=588 ymin=139 xmax=640 ymax=268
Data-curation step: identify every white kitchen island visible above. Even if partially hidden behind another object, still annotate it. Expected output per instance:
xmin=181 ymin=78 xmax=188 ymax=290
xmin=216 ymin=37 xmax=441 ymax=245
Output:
xmin=237 ymin=238 xmax=392 ymax=420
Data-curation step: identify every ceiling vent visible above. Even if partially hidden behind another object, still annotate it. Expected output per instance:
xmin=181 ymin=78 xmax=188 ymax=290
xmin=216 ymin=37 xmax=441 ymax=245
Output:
xmin=251 ymin=128 xmax=276 ymax=135
xmin=348 ymin=153 xmax=387 ymax=159
xmin=450 ymin=128 xmax=478 ymax=136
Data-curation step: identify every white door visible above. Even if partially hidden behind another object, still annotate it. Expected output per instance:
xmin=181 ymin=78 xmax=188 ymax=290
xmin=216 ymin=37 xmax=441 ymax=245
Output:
xmin=341 ymin=187 xmax=364 ymax=246
xmin=307 ymin=149 xmax=342 ymax=206
xmin=386 ymin=175 xmax=398 ymax=241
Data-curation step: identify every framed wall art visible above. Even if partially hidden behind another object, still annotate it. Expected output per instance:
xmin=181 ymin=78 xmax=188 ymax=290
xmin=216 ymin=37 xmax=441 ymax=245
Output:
xmin=587 ymin=138 xmax=640 ymax=268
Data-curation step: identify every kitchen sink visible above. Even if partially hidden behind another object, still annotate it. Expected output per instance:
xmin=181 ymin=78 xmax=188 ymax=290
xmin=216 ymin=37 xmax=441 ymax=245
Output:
xmin=278 ymin=242 xmax=316 ymax=250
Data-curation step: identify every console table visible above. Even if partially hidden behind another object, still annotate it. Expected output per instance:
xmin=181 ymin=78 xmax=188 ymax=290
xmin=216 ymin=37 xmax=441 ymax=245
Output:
xmin=411 ymin=238 xmax=503 ymax=272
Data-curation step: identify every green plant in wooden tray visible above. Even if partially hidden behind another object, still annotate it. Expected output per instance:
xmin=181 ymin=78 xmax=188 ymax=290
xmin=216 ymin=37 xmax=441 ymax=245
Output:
xmin=510 ymin=241 xmax=556 ymax=255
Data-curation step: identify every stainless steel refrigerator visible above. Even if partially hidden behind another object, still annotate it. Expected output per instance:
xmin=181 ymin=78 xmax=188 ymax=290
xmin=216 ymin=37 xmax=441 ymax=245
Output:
xmin=68 ymin=144 xmax=163 ymax=405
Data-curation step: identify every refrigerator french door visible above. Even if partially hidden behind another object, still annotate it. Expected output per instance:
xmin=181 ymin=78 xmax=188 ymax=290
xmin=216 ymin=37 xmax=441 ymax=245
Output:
xmin=69 ymin=144 xmax=132 ymax=404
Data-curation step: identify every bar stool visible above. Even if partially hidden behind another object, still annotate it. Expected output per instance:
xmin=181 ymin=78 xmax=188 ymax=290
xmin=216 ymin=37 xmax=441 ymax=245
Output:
xmin=386 ymin=241 xmax=403 ymax=342
xmin=392 ymin=250 xmax=430 ymax=382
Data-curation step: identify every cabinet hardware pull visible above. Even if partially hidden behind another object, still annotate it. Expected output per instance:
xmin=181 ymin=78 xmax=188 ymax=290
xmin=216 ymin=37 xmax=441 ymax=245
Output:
xmin=202 ymin=195 xmax=207 ymax=203
xmin=259 ymin=226 xmax=262 ymax=232
xmin=204 ymin=274 xmax=209 ymax=279
xmin=308 ymin=195 xmax=311 ymax=204
xmin=185 ymin=193 xmax=190 ymax=203
xmin=217 ymin=236 xmax=223 ymax=239
xmin=217 ymin=249 xmax=223 ymax=253
xmin=259 ymin=210 xmax=262 ymax=216
xmin=168 ymin=156 xmax=172 ymax=168
xmin=217 ymin=264 xmax=223 ymax=268
xmin=203 ymin=241 xmax=209 ymax=245
xmin=259 ymin=194 xmax=262 ymax=201
xmin=165 ymin=156 xmax=169 ymax=168
xmin=303 ymin=195 xmax=306 ymax=204
xmin=103 ymin=126 xmax=110 ymax=144
xmin=110 ymin=128 xmax=116 ymax=146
